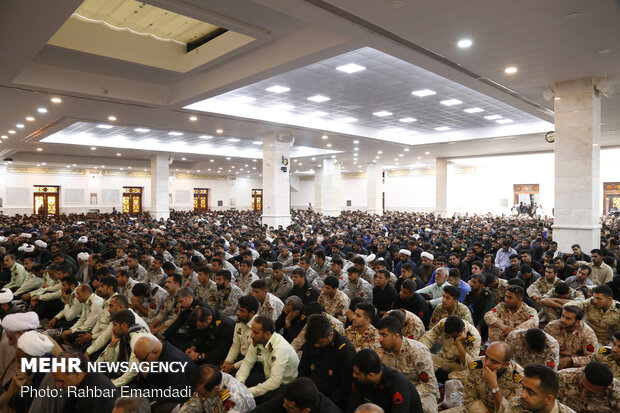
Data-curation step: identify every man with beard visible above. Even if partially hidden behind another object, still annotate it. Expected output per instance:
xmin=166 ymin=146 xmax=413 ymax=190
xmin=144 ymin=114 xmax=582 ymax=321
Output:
xmin=544 ymin=305 xmax=598 ymax=369
xmin=149 ymin=273 xmax=181 ymax=337
xmin=161 ymin=287 xmax=209 ymax=349
xmin=484 ymin=285 xmax=539 ymax=342
xmin=567 ymin=285 xmax=620 ymax=346
xmin=221 ymin=295 xmax=259 ymax=374
xmin=214 ymin=270 xmax=243 ymax=319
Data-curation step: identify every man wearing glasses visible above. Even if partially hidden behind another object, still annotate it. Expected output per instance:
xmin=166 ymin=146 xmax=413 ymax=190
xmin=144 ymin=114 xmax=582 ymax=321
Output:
xmin=557 ymin=361 xmax=620 ymax=412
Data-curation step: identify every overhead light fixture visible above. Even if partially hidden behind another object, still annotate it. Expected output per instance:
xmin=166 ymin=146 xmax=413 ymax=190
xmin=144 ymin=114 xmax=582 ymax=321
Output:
xmin=373 ymin=111 xmax=392 ymax=117
xmin=336 ymin=63 xmax=366 ymax=74
xmin=265 ymin=85 xmax=290 ymax=93
xmin=135 ymin=128 xmax=150 ymax=132
xmin=425 ymin=151 xmax=430 ymax=155
xmin=37 ymin=107 xmax=48 ymax=113
xmin=50 ymin=97 xmax=62 ymax=103
xmin=8 ymin=130 xmax=16 ymax=134
xmin=353 ymin=140 xmax=359 ymax=144
xmin=404 ymin=148 xmax=410 ymax=152
xmin=1 ymin=135 xmax=7 ymax=139
xmin=97 ymin=124 xmax=113 ymax=129
xmin=107 ymin=116 xmax=117 ymax=121
xmin=505 ymin=67 xmax=518 ymax=74
xmin=189 ymin=116 xmax=198 ymax=121
xmin=252 ymin=141 xmax=262 ymax=145
xmin=378 ymin=151 xmax=383 ymax=154
xmin=90 ymin=147 xmax=96 ymax=150
xmin=464 ymin=107 xmax=484 ymax=113
xmin=116 ymin=153 xmax=122 ymax=156
xmin=457 ymin=39 xmax=473 ymax=48
xmin=227 ymin=138 xmax=240 ymax=142
xmin=440 ymin=99 xmax=463 ymax=106
xmin=341 ymin=117 xmax=358 ymax=122
xmin=326 ymin=143 xmax=332 ymax=147
xmin=36 ymin=147 xmax=42 ymax=151
xmin=307 ymin=95 xmax=330 ymax=103
xmin=399 ymin=117 xmax=417 ymax=123
xmin=199 ymin=135 xmax=213 ymax=140
xmin=16 ymin=123 xmax=24 ymax=129
xmin=25 ymin=116 xmax=35 ymax=121
xmin=496 ymin=119 xmax=514 ymax=124
xmin=322 ymin=135 xmax=328 ymax=140
xmin=181 ymin=157 xmax=186 ymax=160
xmin=411 ymin=89 xmax=436 ymax=97
xmin=435 ymin=126 xmax=452 ymax=131
xmin=484 ymin=115 xmax=502 ymax=120
xmin=168 ymin=132 xmax=183 ymax=136
xmin=216 ymin=129 xmax=223 ymax=134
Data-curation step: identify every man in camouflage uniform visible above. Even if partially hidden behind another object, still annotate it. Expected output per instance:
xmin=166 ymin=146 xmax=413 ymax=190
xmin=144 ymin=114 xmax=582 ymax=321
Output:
xmin=420 ymin=315 xmax=481 ymax=383
xmin=540 ymin=282 xmax=584 ymax=322
xmin=144 ymin=255 xmax=166 ymax=286
xmin=344 ymin=301 xmax=380 ymax=351
xmin=264 ymin=262 xmax=293 ymax=301
xmin=429 ymin=285 xmax=473 ymax=329
xmin=149 ymin=274 xmax=181 ymax=337
xmin=253 ymin=258 xmax=273 ymax=280
xmin=593 ymin=330 xmax=620 ymax=379
xmin=385 ymin=308 xmax=425 ymax=341
xmin=311 ymin=250 xmax=331 ymax=280
xmin=234 ymin=260 xmax=258 ymax=295
xmin=527 ymin=265 xmax=561 ymax=320
xmin=484 ymin=285 xmax=538 ymax=342
xmin=497 ymin=364 xmax=576 ymax=413
xmin=343 ymin=266 xmax=373 ymax=302
xmin=376 ymin=316 xmax=439 ymax=413
xmin=443 ymin=341 xmax=523 ymax=413
xmin=567 ymin=285 xmax=620 ymax=346
xmin=215 ymin=270 xmax=243 ymax=320
xmin=505 ymin=328 xmax=560 ymax=370
xmin=557 ymin=362 xmax=620 ymax=413
xmin=130 ymin=281 xmax=168 ymax=325
xmin=180 ymin=366 xmax=255 ymax=413
xmin=196 ymin=266 xmax=217 ymax=308
xmin=318 ymin=275 xmax=350 ymax=323
xmin=544 ymin=305 xmax=598 ymax=369
xmin=251 ymin=279 xmax=284 ymax=322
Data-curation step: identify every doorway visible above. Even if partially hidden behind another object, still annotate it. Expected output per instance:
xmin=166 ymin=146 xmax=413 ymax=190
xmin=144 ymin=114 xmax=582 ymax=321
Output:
xmin=513 ymin=184 xmax=540 ymax=214
xmin=193 ymin=188 xmax=209 ymax=211
xmin=33 ymin=185 xmax=60 ymax=216
xmin=122 ymin=187 xmax=143 ymax=214
xmin=251 ymin=189 xmax=263 ymax=212
xmin=603 ymin=182 xmax=620 ymax=215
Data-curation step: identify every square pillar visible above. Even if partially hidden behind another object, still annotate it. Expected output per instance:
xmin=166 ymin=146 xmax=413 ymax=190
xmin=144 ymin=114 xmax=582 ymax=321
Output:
xmin=367 ymin=163 xmax=383 ymax=215
xmin=150 ymin=154 xmax=170 ymax=220
xmin=321 ymin=158 xmax=341 ymax=217
xmin=435 ymin=158 xmax=448 ymax=217
xmin=262 ymin=133 xmax=292 ymax=228
xmin=552 ymin=78 xmax=601 ymax=252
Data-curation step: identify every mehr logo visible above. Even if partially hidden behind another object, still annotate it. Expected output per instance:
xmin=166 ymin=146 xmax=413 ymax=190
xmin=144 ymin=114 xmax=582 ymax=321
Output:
xmin=21 ymin=357 xmax=82 ymax=373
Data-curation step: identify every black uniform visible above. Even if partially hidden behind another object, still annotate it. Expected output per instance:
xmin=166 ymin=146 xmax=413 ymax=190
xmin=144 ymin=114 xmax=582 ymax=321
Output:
xmin=463 ymin=288 xmax=495 ymax=326
xmin=275 ymin=312 xmax=307 ymax=342
xmin=252 ymin=391 xmax=342 ymax=413
xmin=289 ymin=281 xmax=319 ymax=305
xmin=191 ymin=310 xmax=235 ymax=365
xmin=394 ymin=294 xmax=430 ymax=328
xmin=373 ymin=283 xmax=398 ymax=315
xmin=163 ymin=298 xmax=210 ymax=349
xmin=347 ymin=366 xmax=423 ymax=413
xmin=299 ymin=330 xmax=355 ymax=408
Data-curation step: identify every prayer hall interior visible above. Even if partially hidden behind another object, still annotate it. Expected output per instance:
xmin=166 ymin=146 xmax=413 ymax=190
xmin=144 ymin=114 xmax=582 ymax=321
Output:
xmin=1 ymin=1 xmax=620 ymax=413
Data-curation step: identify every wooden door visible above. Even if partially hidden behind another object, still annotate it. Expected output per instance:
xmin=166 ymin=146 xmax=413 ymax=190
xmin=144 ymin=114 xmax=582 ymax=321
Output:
xmin=33 ymin=186 xmax=60 ymax=216
xmin=122 ymin=187 xmax=143 ymax=214
xmin=603 ymin=183 xmax=620 ymax=215
xmin=251 ymin=189 xmax=263 ymax=212
xmin=193 ymin=188 xmax=209 ymax=211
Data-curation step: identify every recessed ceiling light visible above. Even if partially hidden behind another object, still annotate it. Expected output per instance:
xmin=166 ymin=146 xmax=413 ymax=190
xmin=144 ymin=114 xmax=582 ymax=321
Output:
xmin=375 ymin=156 xmax=380 ymax=159
xmin=265 ymin=85 xmax=290 ymax=93
xmin=399 ymin=154 xmax=404 ymax=157
xmin=199 ymin=135 xmax=213 ymax=140
xmin=505 ymin=67 xmax=518 ymax=74
xmin=8 ymin=130 xmax=16 ymax=134
xmin=307 ymin=95 xmax=330 ymax=103
xmin=0 ymin=135 xmax=7 ymax=139
xmin=227 ymin=138 xmax=240 ymax=142
xmin=189 ymin=116 xmax=198 ymax=121
xmin=134 ymin=128 xmax=150 ymax=133
xmin=353 ymin=140 xmax=359 ymax=144
xmin=181 ymin=157 xmax=186 ymax=161
xmin=378 ymin=151 xmax=383 ymax=154
xmin=37 ymin=164 xmax=41 ymax=166
xmin=37 ymin=107 xmax=48 ymax=113
xmin=25 ymin=116 xmax=35 ymax=121
xmin=435 ymin=126 xmax=452 ymax=131
xmin=425 ymin=151 xmax=430 ymax=155
xmin=16 ymin=123 xmax=24 ymax=129
xmin=417 ymin=156 xmax=422 ymax=159
xmin=341 ymin=117 xmax=358 ymax=122
xmin=373 ymin=111 xmax=392 ymax=117
xmin=399 ymin=117 xmax=417 ymax=123
xmin=116 ymin=153 xmax=121 ymax=156
xmin=321 ymin=135 xmax=328 ymax=140
xmin=354 ymin=147 xmax=359 ymax=151
xmin=404 ymin=148 xmax=410 ymax=152
xmin=464 ymin=107 xmax=484 ymax=113
xmin=66 ymin=165 xmax=71 ymax=168
xmin=597 ymin=49 xmax=611 ymax=55
xmin=484 ymin=115 xmax=502 ymax=120
xmin=97 ymin=124 xmax=113 ymax=129
xmin=216 ymin=129 xmax=223 ymax=134
xmin=36 ymin=147 xmax=42 ymax=151
xmin=107 ymin=116 xmax=117 ymax=121
xmin=226 ymin=157 xmax=231 ymax=160
xmin=496 ymin=119 xmax=514 ymax=124
xmin=196 ymin=169 xmax=200 ymax=172
xmin=72 ymin=164 xmax=76 ymax=167
xmin=252 ymin=141 xmax=262 ymax=145
xmin=440 ymin=99 xmax=463 ymax=106
xmin=411 ymin=89 xmax=436 ymax=97
xmin=50 ymin=97 xmax=62 ymax=103
xmin=168 ymin=132 xmax=183 ymax=136
xmin=326 ymin=143 xmax=332 ymax=147
xmin=100 ymin=165 xmax=104 ymax=168
xmin=554 ymin=97 xmax=561 ymax=101
xmin=336 ymin=63 xmax=366 ymax=74
xmin=90 ymin=147 xmax=96 ymax=150
xmin=457 ymin=39 xmax=473 ymax=48
xmin=210 ymin=159 xmax=215 ymax=162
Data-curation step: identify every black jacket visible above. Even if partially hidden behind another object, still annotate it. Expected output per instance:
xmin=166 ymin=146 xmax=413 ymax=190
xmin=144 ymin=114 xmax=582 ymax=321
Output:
xmin=163 ymin=298 xmax=210 ymax=338
xmin=252 ymin=391 xmax=342 ymax=413
xmin=373 ymin=283 xmax=398 ymax=314
xmin=191 ymin=310 xmax=235 ymax=365
xmin=347 ymin=366 xmax=422 ymax=413
xmin=289 ymin=281 xmax=320 ymax=305
xmin=395 ymin=294 xmax=430 ymax=328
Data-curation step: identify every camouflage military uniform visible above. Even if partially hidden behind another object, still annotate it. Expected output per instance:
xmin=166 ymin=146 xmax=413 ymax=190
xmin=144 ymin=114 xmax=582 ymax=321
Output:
xmin=182 ymin=272 xmax=200 ymax=293
xmin=235 ymin=272 xmax=258 ymax=295
xmin=593 ymin=346 xmax=620 ymax=379
xmin=419 ymin=318 xmax=481 ymax=381
xmin=540 ymin=287 xmax=584 ymax=321
xmin=256 ymin=267 xmax=273 ymax=280
xmin=345 ymin=324 xmax=381 ymax=351
xmin=311 ymin=259 xmax=331 ymax=279
xmin=461 ymin=357 xmax=523 ymax=413
xmin=490 ymin=278 xmax=509 ymax=305
xmin=378 ymin=337 xmax=439 ymax=413
xmin=505 ymin=328 xmax=560 ymax=370
xmin=153 ymin=293 xmax=179 ymax=332
xmin=179 ymin=372 xmax=256 ymax=413
xmin=216 ymin=284 xmax=244 ymax=320
xmin=343 ymin=278 xmax=373 ymax=302
xmin=543 ymin=319 xmax=598 ymax=367
xmin=145 ymin=267 xmax=166 ymax=286
xmin=400 ymin=309 xmax=426 ymax=341
xmin=557 ymin=367 xmax=620 ymax=413
xmin=429 ymin=302 xmax=473 ymax=330
xmin=196 ymin=279 xmax=218 ymax=307
xmin=484 ymin=301 xmax=539 ymax=342
xmin=360 ymin=266 xmax=376 ymax=284
xmin=265 ymin=274 xmax=293 ymax=301
xmin=497 ymin=397 xmax=576 ymax=413
xmin=526 ymin=276 xmax=561 ymax=298
xmin=257 ymin=293 xmax=284 ymax=322
xmin=568 ymin=297 xmax=620 ymax=346
xmin=318 ymin=288 xmax=350 ymax=323
xmin=292 ymin=313 xmax=344 ymax=352
xmin=140 ymin=284 xmax=168 ymax=324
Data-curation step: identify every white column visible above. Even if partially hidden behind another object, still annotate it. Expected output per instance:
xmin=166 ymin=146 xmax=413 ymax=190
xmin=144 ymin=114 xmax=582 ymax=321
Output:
xmin=262 ymin=133 xmax=292 ymax=228
xmin=321 ymin=158 xmax=341 ymax=216
xmin=552 ymin=78 xmax=601 ymax=253
xmin=314 ymin=170 xmax=322 ymax=213
xmin=150 ymin=154 xmax=170 ymax=220
xmin=367 ymin=163 xmax=383 ymax=215
xmin=435 ymin=157 xmax=448 ymax=217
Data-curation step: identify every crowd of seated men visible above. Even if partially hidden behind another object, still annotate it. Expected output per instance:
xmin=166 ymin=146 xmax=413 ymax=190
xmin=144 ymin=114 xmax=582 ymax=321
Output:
xmin=0 ymin=209 xmax=619 ymax=413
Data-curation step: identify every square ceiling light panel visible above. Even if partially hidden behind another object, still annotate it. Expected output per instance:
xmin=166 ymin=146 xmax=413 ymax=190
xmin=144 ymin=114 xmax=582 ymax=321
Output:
xmin=47 ymin=0 xmax=255 ymax=72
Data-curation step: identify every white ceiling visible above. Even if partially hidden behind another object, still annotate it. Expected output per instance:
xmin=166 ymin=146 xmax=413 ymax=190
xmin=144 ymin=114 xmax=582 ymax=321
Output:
xmin=0 ymin=0 xmax=619 ymax=177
